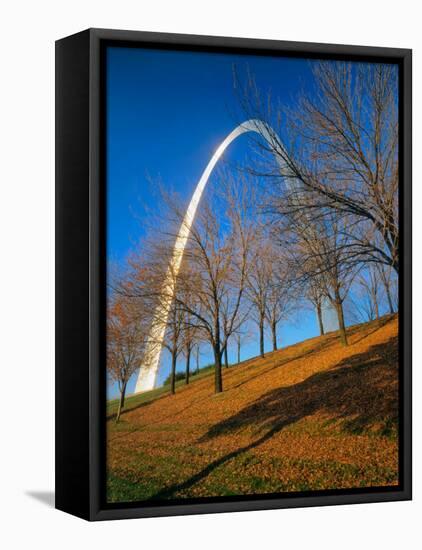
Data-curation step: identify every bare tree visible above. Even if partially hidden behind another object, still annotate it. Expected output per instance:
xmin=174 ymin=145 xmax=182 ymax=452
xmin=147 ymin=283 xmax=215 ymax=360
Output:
xmin=193 ymin=342 xmax=203 ymax=374
xmin=378 ymin=263 xmax=397 ymax=314
xmin=305 ymin=278 xmax=326 ymax=336
xmin=182 ymin=306 xmax=202 ymax=384
xmin=287 ymin=208 xmax=358 ymax=345
xmin=264 ymin=249 xmax=297 ymax=351
xmin=231 ymin=319 xmax=254 ymax=364
xmin=116 ymin=237 xmax=189 ymax=396
xmin=107 ymin=295 xmax=148 ymax=422
xmin=169 ymin=176 xmax=255 ymax=393
xmin=355 ymin=264 xmax=382 ymax=322
xmin=245 ymin=235 xmax=272 ymax=357
xmin=220 ymin=299 xmax=232 ymax=368
xmin=236 ymin=61 xmax=399 ymax=274
xmin=162 ymin=293 xmax=185 ymax=395
xmin=352 ymin=260 xmax=397 ymax=322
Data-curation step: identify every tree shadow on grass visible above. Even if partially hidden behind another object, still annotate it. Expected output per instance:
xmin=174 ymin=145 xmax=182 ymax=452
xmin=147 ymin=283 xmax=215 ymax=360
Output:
xmin=350 ymin=316 xmax=394 ymax=346
xmin=110 ymin=336 xmax=338 ymax=439
xmin=229 ymin=335 xmax=337 ymax=392
xmin=204 ymin=335 xmax=398 ymax=440
xmin=149 ymin=336 xmax=398 ymax=499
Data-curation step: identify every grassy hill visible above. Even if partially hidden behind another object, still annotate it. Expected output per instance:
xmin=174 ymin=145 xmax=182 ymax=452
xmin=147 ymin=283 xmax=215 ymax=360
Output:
xmin=107 ymin=315 xmax=399 ymax=503
xmin=106 ymin=363 xmax=215 ymax=418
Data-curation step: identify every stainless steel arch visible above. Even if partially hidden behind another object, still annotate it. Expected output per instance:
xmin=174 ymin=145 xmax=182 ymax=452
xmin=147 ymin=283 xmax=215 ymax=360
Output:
xmin=134 ymin=119 xmax=286 ymax=393
xmin=134 ymin=120 xmax=287 ymax=393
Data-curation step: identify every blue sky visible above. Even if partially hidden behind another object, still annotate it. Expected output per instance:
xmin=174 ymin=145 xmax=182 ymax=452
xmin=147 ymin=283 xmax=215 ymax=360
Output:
xmin=105 ymin=46 xmax=332 ymax=398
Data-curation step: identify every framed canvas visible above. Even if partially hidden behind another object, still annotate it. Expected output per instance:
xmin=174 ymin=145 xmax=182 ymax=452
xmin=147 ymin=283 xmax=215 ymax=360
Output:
xmin=55 ymin=28 xmax=412 ymax=521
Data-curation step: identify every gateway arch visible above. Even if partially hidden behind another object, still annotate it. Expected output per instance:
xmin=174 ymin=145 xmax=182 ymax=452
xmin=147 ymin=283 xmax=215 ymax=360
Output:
xmin=134 ymin=119 xmax=290 ymax=394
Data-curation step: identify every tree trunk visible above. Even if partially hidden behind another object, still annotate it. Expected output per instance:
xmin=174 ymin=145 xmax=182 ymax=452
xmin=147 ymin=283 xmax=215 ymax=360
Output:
xmin=384 ymin=280 xmax=395 ymax=314
xmin=374 ymin=292 xmax=380 ymax=320
xmin=334 ymin=292 xmax=348 ymax=346
xmin=213 ymin=346 xmax=223 ymax=393
xmin=170 ymin=349 xmax=177 ymax=394
xmin=237 ymin=340 xmax=241 ymax=364
xmin=271 ymin=320 xmax=278 ymax=351
xmin=259 ymin=316 xmax=265 ymax=357
xmin=185 ymin=348 xmax=191 ymax=384
xmin=115 ymin=381 xmax=127 ymax=423
xmin=386 ymin=288 xmax=395 ymax=314
xmin=213 ymin=319 xmax=223 ymax=393
xmin=224 ymin=344 xmax=229 ymax=368
xmin=316 ymin=302 xmax=325 ymax=336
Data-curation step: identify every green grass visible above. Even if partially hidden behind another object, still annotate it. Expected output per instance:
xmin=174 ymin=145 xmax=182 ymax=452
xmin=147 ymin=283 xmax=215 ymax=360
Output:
xmin=107 ymin=452 xmax=398 ymax=503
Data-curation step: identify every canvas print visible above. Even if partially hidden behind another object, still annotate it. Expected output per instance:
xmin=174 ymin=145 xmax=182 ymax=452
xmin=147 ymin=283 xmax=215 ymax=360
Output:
xmin=105 ymin=46 xmax=400 ymax=504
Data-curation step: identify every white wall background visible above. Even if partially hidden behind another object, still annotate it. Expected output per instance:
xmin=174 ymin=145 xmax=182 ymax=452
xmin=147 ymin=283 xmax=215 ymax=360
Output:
xmin=0 ymin=1 xmax=419 ymax=548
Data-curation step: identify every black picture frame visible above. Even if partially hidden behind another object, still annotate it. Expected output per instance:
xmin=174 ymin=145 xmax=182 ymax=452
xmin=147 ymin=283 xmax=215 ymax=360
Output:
xmin=55 ymin=28 xmax=412 ymax=521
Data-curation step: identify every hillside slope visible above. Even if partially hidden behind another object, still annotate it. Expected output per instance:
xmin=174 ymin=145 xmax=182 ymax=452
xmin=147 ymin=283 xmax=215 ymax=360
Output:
xmin=107 ymin=316 xmax=399 ymax=502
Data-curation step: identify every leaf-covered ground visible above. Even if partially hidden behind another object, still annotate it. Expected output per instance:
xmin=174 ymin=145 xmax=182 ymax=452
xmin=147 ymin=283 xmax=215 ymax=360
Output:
xmin=107 ymin=316 xmax=399 ymax=502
